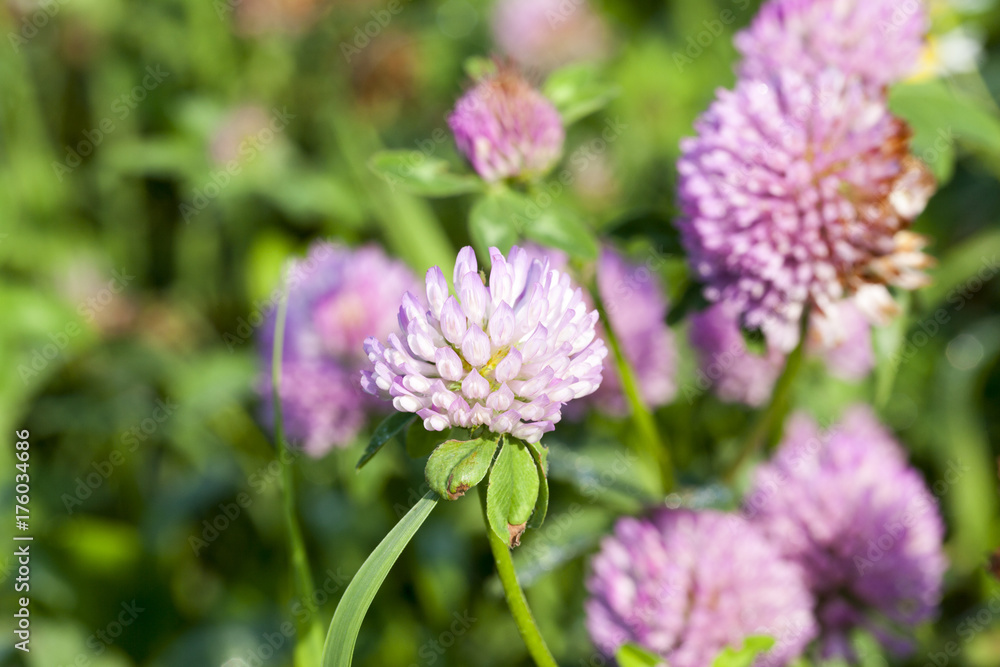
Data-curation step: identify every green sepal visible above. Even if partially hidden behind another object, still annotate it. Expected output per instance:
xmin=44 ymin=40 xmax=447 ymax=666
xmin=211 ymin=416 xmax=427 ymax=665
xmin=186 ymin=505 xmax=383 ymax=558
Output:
xmin=486 ymin=440 xmax=541 ymax=547
xmin=524 ymin=439 xmax=549 ymax=530
xmin=425 ymin=437 xmax=501 ymax=500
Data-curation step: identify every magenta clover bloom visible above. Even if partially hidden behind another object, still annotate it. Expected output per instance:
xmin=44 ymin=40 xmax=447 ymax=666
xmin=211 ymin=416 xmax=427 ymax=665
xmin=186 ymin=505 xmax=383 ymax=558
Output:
xmin=736 ymin=0 xmax=928 ymax=88
xmin=677 ymin=68 xmax=935 ymax=352
xmin=745 ymin=407 xmax=946 ymax=659
xmin=586 ymin=510 xmax=817 ymax=667
xmin=448 ymin=68 xmax=565 ymax=183
xmin=260 ymin=243 xmax=419 ymax=455
xmin=491 ymin=0 xmax=611 ymax=73
xmin=362 ymin=246 xmax=607 ymax=443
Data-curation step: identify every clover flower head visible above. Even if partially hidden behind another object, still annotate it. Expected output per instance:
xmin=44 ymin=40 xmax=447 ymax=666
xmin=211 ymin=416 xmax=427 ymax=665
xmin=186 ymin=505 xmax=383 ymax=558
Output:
xmin=586 ymin=510 xmax=817 ymax=667
xmin=262 ymin=360 xmax=366 ymax=457
xmin=448 ymin=67 xmax=565 ymax=183
xmin=677 ymin=68 xmax=936 ymax=351
xmin=746 ymin=407 xmax=946 ymax=659
xmin=736 ymin=0 xmax=928 ymax=87
xmin=260 ymin=242 xmax=419 ymax=454
xmin=491 ymin=0 xmax=611 ymax=73
xmin=362 ymin=246 xmax=607 ymax=443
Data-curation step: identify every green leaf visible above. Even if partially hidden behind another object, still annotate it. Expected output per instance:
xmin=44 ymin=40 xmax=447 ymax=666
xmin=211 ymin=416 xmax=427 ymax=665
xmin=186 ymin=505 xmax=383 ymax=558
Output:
xmin=425 ymin=437 xmax=501 ymax=500
xmin=405 ymin=419 xmax=450 ymax=459
xmin=666 ymin=280 xmax=709 ymax=326
xmin=873 ymin=291 xmax=912 ymax=409
xmin=321 ymin=491 xmax=438 ymax=667
xmin=464 ymin=56 xmax=498 ymax=81
xmin=543 ymin=64 xmax=619 ymax=125
xmin=469 ymin=191 xmax=522 ymax=256
xmin=889 ymin=80 xmax=1000 ymax=182
xmin=357 ymin=412 xmax=415 ymax=469
xmin=523 ymin=202 xmax=599 ymax=260
xmin=606 ymin=210 xmax=684 ymax=257
xmin=616 ymin=643 xmax=665 ymax=667
xmin=486 ymin=441 xmax=541 ymax=547
xmin=524 ymin=440 xmax=549 ymax=529
xmin=711 ymin=636 xmax=775 ymax=667
xmin=920 ymin=228 xmax=1000 ymax=309
xmin=369 ymin=151 xmax=483 ymax=197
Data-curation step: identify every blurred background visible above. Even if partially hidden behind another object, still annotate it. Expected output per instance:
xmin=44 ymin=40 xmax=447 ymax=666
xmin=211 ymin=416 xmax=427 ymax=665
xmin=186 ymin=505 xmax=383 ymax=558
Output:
xmin=3 ymin=0 xmax=1000 ymax=665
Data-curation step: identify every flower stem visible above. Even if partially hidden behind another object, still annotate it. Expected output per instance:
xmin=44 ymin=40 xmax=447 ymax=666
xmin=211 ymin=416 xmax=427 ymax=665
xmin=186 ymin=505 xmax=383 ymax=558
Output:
xmin=478 ymin=486 xmax=559 ymax=667
xmin=725 ymin=313 xmax=808 ymax=482
xmin=595 ymin=299 xmax=674 ymax=494
xmin=271 ymin=281 xmax=325 ymax=667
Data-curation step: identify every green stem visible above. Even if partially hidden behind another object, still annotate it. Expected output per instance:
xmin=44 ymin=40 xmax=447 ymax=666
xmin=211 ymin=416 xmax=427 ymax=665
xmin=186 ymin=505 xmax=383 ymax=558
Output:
xmin=478 ymin=486 xmax=558 ymax=667
xmin=725 ymin=313 xmax=808 ymax=482
xmin=271 ymin=281 xmax=325 ymax=666
xmin=595 ymin=299 xmax=674 ymax=494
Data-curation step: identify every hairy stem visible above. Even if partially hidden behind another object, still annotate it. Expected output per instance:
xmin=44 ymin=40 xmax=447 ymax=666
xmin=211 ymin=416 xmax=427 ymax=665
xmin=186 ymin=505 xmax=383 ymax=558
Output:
xmin=479 ymin=486 xmax=559 ymax=667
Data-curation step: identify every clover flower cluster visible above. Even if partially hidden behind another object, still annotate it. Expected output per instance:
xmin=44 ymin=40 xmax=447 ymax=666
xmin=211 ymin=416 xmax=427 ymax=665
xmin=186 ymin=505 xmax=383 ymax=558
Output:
xmin=736 ymin=0 xmax=928 ymax=88
xmin=681 ymin=0 xmax=935 ymax=408
xmin=362 ymin=246 xmax=607 ymax=443
xmin=587 ymin=510 xmax=817 ymax=667
xmin=587 ymin=407 xmax=946 ymax=665
xmin=448 ymin=67 xmax=565 ymax=183
xmin=747 ymin=407 xmax=946 ymax=659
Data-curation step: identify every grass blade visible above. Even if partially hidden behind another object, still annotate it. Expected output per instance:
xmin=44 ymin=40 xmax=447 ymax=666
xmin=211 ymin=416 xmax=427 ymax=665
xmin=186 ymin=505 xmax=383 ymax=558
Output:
xmin=322 ymin=491 xmax=439 ymax=666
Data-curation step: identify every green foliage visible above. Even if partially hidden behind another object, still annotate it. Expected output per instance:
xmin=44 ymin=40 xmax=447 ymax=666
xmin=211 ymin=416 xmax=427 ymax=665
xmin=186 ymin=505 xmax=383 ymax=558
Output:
xmin=368 ymin=151 xmax=483 ymax=198
xmin=889 ymin=79 xmax=1000 ymax=182
xmin=425 ymin=437 xmax=500 ymax=500
xmin=711 ymin=636 xmax=775 ymax=667
xmin=486 ymin=440 xmax=542 ymax=547
xmin=321 ymin=492 xmax=439 ymax=667
xmin=543 ymin=64 xmax=620 ymax=126
xmin=616 ymin=642 xmax=666 ymax=667
xmin=5 ymin=1 xmax=1000 ymax=666
xmin=357 ymin=412 xmax=415 ymax=469
xmin=469 ymin=190 xmax=523 ymax=256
